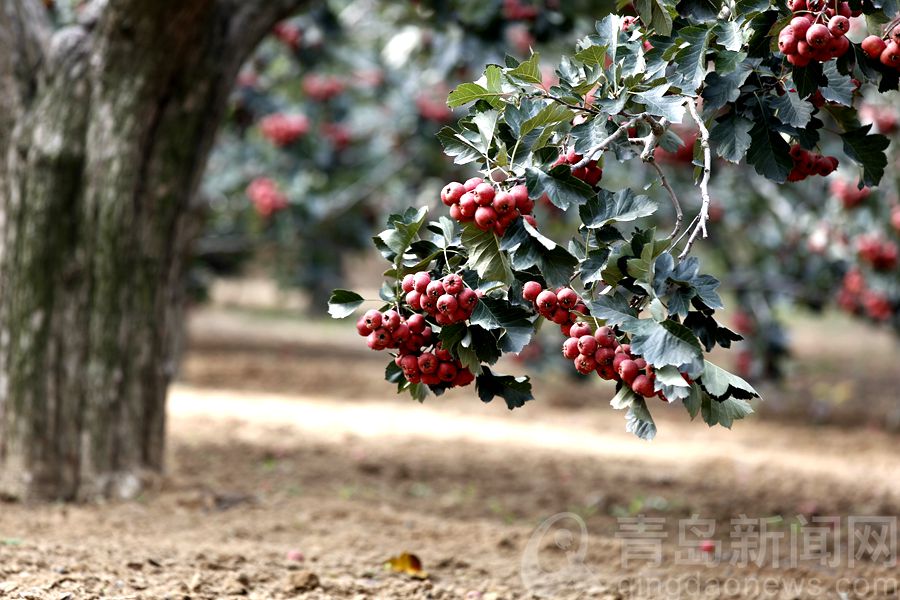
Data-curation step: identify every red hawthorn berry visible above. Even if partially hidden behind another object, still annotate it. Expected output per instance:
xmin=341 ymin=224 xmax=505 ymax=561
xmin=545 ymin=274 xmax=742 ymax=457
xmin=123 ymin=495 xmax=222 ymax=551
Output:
xmin=631 ymin=374 xmax=656 ymax=398
xmin=536 ymin=290 xmax=558 ymax=313
xmin=838 ymin=1 xmax=851 ymax=17
xmin=828 ymin=15 xmax=849 ymax=36
xmin=551 ymin=308 xmax=570 ymax=325
xmin=570 ymin=322 xmax=592 ymax=338
xmin=382 ymin=310 xmax=401 ymax=331
xmin=363 ymin=309 xmax=383 ymax=330
xmin=594 ymin=347 xmax=615 ymax=366
xmin=463 ymin=177 xmax=483 ymax=191
xmin=790 ymin=16 xmax=811 ymax=38
xmin=420 ymin=296 xmax=437 ymax=313
xmin=574 ymin=355 xmax=597 ymax=374
xmin=614 ymin=343 xmax=632 ymax=356
xmin=612 ymin=352 xmax=630 ymax=374
xmin=577 ymin=335 xmax=598 ymax=356
xmin=452 ymin=308 xmax=469 ymax=323
xmin=473 ymin=182 xmax=496 ymax=206
xmin=449 ymin=203 xmax=465 ymax=222
xmin=881 ymin=42 xmax=900 ymax=67
xmin=401 ymin=274 xmax=416 ymax=292
xmin=557 ymin=287 xmax=579 ymax=309
xmin=393 ymin=324 xmax=410 ymax=343
xmin=356 ymin=317 xmax=371 ymax=336
xmin=562 ymin=337 xmax=580 ymax=359
xmin=492 ymin=191 xmax=516 ymax=214
xmin=441 ymin=182 xmax=465 ymax=206
xmin=437 ymin=362 xmax=458 ymax=382
xmin=633 ymin=357 xmax=647 ymax=370
xmin=524 ymin=215 xmax=538 ymax=228
xmin=474 ymin=206 xmax=498 ymax=230
xmin=779 ymin=29 xmax=798 ymax=54
xmin=618 ymin=359 xmax=640 ymax=385
xmin=399 ymin=354 xmax=419 ymax=374
xmin=418 ymin=352 xmax=438 ymax=374
xmin=436 ymin=294 xmax=458 ymax=314
xmin=594 ymin=326 xmax=617 ymax=347
xmin=459 ymin=192 xmax=478 ymax=218
xmin=443 ymin=274 xmax=464 ymax=295
xmin=406 ymin=313 xmax=426 ymax=333
xmin=405 ymin=290 xmax=421 ymax=310
xmin=413 ymin=271 xmax=431 ymax=293
xmin=522 ymin=281 xmax=543 ymax=302
xmin=560 ymin=323 xmax=572 ymax=337
xmin=454 ymin=368 xmax=475 ymax=387
xmin=426 ymin=280 xmax=445 ymax=299
xmin=368 ymin=328 xmax=390 ymax=350
xmin=457 ymin=288 xmax=478 ymax=311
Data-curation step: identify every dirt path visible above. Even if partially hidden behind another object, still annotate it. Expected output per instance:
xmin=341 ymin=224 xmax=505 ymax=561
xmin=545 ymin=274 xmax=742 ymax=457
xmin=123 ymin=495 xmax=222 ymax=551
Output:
xmin=2 ymin=380 xmax=898 ymax=600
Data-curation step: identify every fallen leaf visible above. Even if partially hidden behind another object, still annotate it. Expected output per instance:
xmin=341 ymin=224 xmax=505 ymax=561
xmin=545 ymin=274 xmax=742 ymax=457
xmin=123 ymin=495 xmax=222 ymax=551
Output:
xmin=384 ymin=552 xmax=428 ymax=579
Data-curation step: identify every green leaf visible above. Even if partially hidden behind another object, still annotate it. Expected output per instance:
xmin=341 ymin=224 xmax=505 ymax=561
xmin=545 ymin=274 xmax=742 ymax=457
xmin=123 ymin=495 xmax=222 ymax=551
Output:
xmin=701 ymin=62 xmax=753 ymax=113
xmin=378 ymin=206 xmax=428 ymax=264
xmin=714 ymin=21 xmax=743 ymax=51
xmin=447 ymin=83 xmax=502 ymax=108
xmin=520 ymin=103 xmax=573 ymax=138
xmin=683 ymin=382 xmax=703 ymax=418
xmin=327 ymin=289 xmax=365 ymax=319
xmin=821 ymin=61 xmax=855 ymax=107
xmin=702 ymin=396 xmax=754 ymax=428
xmin=791 ymin=62 xmax=823 ymax=99
xmin=611 ymin=385 xmax=639 ymax=410
xmin=473 ymin=109 xmax=500 ymax=148
xmin=580 ymin=248 xmax=611 ymax=285
xmin=635 ymin=0 xmax=674 ymax=36
xmin=462 ymin=223 xmax=513 ymax=285
xmin=579 ymin=188 xmax=658 ymax=228
xmin=574 ymin=44 xmax=608 ymax=66
xmin=501 ymin=220 xmax=578 ymax=288
xmin=469 ymin=297 xmax=535 ymax=354
xmin=507 ymin=52 xmax=542 ymax=84
xmin=699 ymin=360 xmax=760 ymax=400
xmin=840 ymin=125 xmax=890 ymax=188
xmin=671 ymin=26 xmax=714 ymax=93
xmin=625 ymin=398 xmax=657 ymax=440
xmin=627 ymin=319 xmax=704 ymax=375
xmin=588 ymin=294 xmax=639 ymax=328
xmin=653 ymin=365 xmax=692 ymax=402
xmin=632 ymin=86 xmax=686 ymax=123
xmin=525 ymin=166 xmax=594 ymax=211
xmin=747 ymin=119 xmax=792 ymax=183
xmin=771 ymin=91 xmax=812 ymax=128
xmin=710 ymin=113 xmax=753 ymax=163
xmin=437 ymin=126 xmax=484 ymax=165
xmin=475 ymin=368 xmax=533 ymax=409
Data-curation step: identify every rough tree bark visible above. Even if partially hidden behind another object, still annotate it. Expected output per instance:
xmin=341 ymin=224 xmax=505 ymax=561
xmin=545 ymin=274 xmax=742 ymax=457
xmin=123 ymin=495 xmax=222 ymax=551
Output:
xmin=0 ymin=0 xmax=307 ymax=501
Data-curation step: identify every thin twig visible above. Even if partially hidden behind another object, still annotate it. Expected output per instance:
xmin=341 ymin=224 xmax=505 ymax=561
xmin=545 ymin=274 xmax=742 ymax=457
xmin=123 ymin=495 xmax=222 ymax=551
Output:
xmin=538 ymin=90 xmax=602 ymax=115
xmin=570 ymin=116 xmax=642 ymax=169
xmin=677 ymin=99 xmax=712 ymax=260
xmin=648 ymin=160 xmax=683 ymax=239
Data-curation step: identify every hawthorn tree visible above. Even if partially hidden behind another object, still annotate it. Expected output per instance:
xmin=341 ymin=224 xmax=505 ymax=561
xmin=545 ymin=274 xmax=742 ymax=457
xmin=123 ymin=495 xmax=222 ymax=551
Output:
xmin=0 ymin=0 xmax=310 ymax=501
xmin=330 ymin=2 xmax=899 ymax=438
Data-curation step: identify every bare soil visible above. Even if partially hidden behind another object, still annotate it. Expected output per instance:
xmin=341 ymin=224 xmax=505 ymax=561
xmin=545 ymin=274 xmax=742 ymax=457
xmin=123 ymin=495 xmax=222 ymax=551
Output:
xmin=0 ymin=308 xmax=898 ymax=600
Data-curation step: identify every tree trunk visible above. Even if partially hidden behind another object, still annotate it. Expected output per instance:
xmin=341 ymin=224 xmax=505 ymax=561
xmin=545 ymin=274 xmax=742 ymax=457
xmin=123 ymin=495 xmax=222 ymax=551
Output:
xmin=0 ymin=0 xmax=305 ymax=501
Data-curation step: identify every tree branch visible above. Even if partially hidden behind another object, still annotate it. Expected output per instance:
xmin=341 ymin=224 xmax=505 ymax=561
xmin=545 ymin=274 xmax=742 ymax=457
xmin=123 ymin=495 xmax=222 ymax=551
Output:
xmin=648 ymin=160 xmax=683 ymax=239
xmin=570 ymin=116 xmax=642 ymax=170
xmin=678 ymin=99 xmax=712 ymax=260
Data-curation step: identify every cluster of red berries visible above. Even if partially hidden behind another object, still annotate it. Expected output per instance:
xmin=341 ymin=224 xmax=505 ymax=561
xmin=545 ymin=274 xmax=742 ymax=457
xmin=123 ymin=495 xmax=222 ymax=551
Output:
xmin=837 ymin=269 xmax=893 ymax=321
xmin=502 ymin=0 xmax=539 ymax=20
xmin=401 ymin=271 xmax=481 ymax=326
xmin=830 ymin=179 xmax=871 ymax=209
xmin=273 ymin=22 xmax=301 ymax=49
xmin=355 ymin=308 xmax=476 ymax=388
xmin=857 ymin=235 xmax=899 ymax=271
xmin=246 ymin=177 xmax=288 ymax=217
xmin=301 ymin=74 xmax=345 ymax=102
xmin=551 ymin=149 xmax=603 ymax=187
xmin=787 ymin=145 xmax=838 ymax=181
xmin=259 ymin=113 xmax=309 ymax=147
xmin=441 ymin=178 xmax=536 ymax=236
xmin=861 ymin=27 xmax=900 ymax=69
xmin=521 ymin=280 xmax=670 ymax=399
xmin=778 ymin=1 xmax=854 ymax=66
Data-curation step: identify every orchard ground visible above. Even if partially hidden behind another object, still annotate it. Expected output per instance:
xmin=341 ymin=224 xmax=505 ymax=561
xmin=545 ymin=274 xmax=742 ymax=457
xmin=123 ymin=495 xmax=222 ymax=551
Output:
xmin=1 ymin=289 xmax=899 ymax=599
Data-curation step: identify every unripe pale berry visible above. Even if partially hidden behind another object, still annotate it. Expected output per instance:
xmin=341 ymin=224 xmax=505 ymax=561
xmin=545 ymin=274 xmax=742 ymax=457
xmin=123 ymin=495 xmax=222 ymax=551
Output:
xmin=522 ymin=281 xmax=542 ymax=302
